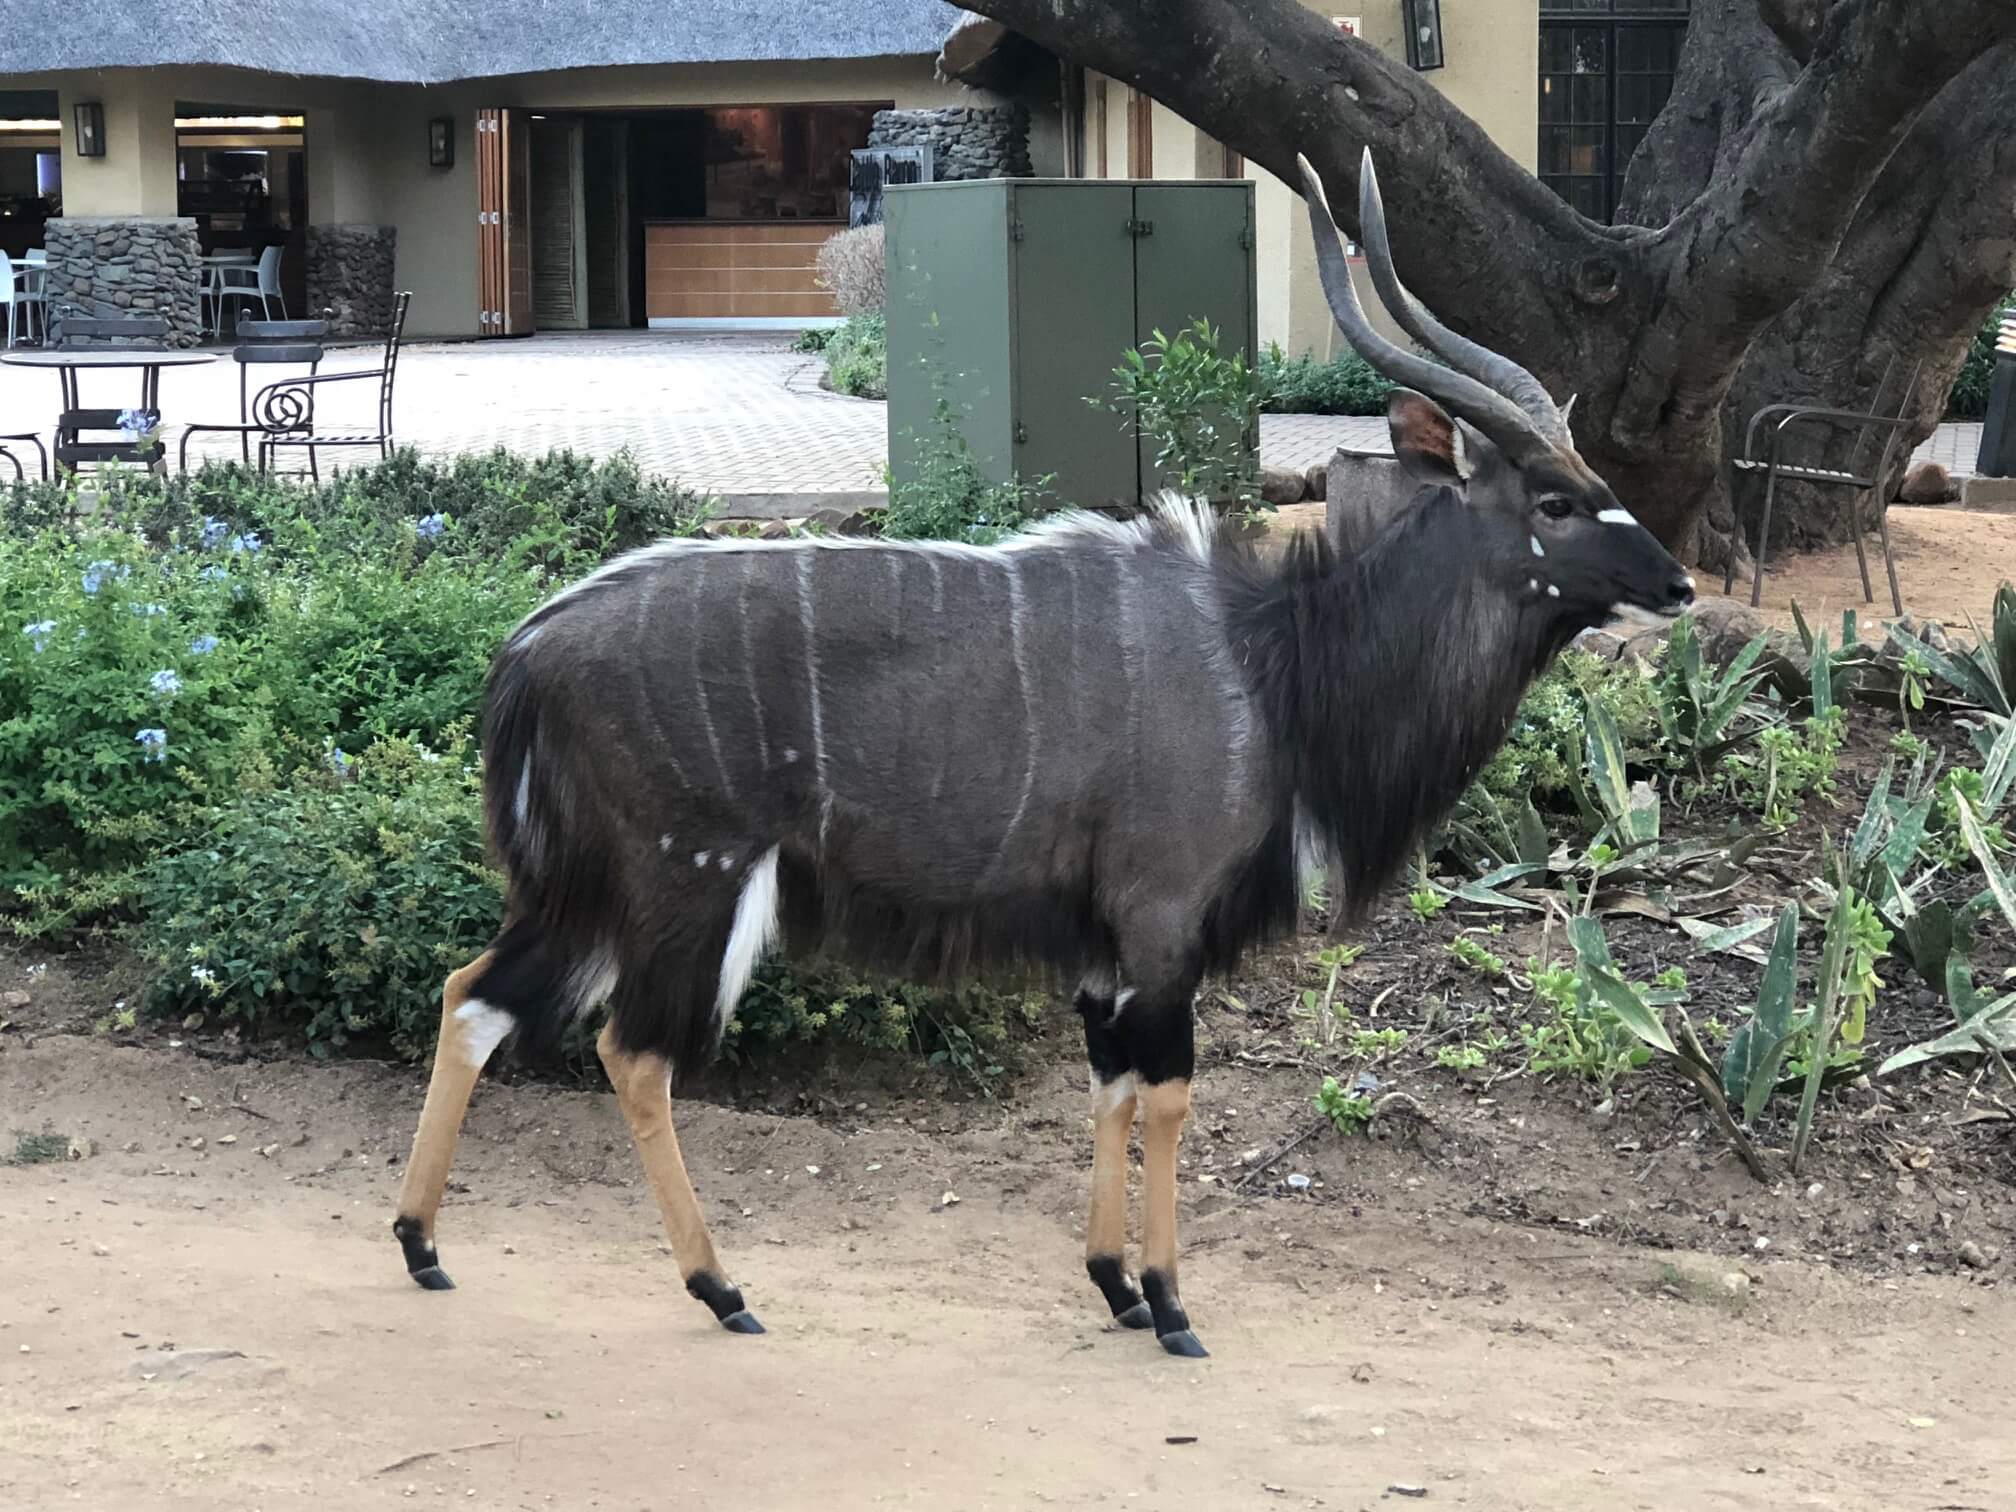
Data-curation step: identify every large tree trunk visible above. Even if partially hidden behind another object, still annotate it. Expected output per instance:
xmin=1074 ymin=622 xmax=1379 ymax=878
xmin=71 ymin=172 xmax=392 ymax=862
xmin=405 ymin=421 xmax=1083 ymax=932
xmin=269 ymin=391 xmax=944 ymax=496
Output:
xmin=953 ymin=0 xmax=2016 ymax=570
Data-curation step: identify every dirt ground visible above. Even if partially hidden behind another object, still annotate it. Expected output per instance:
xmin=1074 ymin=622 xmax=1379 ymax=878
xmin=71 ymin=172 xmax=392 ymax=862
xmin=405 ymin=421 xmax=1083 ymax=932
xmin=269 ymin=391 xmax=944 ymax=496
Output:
xmin=5 ymin=971 xmax=2014 ymax=1512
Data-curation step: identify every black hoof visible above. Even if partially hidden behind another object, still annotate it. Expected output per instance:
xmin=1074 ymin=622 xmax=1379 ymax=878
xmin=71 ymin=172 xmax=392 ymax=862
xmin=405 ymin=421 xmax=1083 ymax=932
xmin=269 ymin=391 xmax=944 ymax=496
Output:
xmin=1158 ymin=1329 xmax=1209 ymax=1358
xmin=410 ymin=1265 xmax=455 ymax=1291
xmin=1113 ymin=1301 xmax=1154 ymax=1330
xmin=720 ymin=1309 xmax=766 ymax=1335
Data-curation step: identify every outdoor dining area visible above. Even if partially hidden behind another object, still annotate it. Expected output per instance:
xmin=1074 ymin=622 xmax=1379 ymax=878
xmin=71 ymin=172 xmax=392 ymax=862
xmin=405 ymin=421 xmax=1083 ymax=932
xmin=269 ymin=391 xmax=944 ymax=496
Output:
xmin=0 ymin=292 xmax=410 ymax=483
xmin=5 ymin=243 xmax=294 ymax=349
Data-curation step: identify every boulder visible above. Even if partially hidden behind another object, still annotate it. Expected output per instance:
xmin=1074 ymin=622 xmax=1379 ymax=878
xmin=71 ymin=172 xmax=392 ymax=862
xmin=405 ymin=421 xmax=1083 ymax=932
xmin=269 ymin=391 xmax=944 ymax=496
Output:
xmin=1897 ymin=461 xmax=1957 ymax=505
xmin=1260 ymin=465 xmax=1309 ymax=507
xmin=1323 ymin=449 xmax=1415 ymax=554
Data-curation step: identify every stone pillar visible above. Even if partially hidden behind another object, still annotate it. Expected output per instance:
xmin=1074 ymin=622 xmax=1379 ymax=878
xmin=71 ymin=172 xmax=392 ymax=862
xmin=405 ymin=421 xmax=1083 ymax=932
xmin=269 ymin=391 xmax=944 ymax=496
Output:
xmin=43 ymin=218 xmax=204 ymax=348
xmin=306 ymin=224 xmax=398 ymax=338
xmin=867 ymin=107 xmax=1033 ymax=181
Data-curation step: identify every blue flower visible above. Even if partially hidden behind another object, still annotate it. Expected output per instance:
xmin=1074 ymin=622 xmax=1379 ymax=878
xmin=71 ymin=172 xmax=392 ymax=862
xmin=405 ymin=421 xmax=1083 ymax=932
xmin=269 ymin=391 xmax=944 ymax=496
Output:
xmin=226 ymin=532 xmax=262 ymax=555
xmin=326 ymin=746 xmax=353 ymax=777
xmin=415 ymin=513 xmax=447 ymax=540
xmin=134 ymin=727 xmax=168 ymax=763
xmin=81 ymin=560 xmax=129 ymax=595
xmin=199 ymin=517 xmax=230 ymax=551
xmin=198 ymin=564 xmax=229 ymax=583
xmin=130 ymin=601 xmax=167 ymax=618
xmin=116 ymin=407 xmax=160 ymax=441
xmin=189 ymin=634 xmax=220 ymax=655
xmin=22 ymin=620 xmax=55 ymax=653
xmin=149 ymin=669 xmax=183 ymax=698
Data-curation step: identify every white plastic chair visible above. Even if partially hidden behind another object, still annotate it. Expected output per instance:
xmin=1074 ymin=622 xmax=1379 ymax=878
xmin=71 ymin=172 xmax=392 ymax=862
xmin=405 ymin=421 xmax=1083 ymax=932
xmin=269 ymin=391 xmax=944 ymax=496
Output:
xmin=213 ymin=245 xmax=287 ymax=330
xmin=0 ymin=251 xmax=35 ymax=348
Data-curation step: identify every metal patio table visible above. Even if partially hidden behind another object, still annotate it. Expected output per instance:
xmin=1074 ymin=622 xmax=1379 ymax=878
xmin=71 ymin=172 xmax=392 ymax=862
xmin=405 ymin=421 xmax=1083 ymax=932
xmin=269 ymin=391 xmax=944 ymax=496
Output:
xmin=1 ymin=348 xmax=218 ymax=472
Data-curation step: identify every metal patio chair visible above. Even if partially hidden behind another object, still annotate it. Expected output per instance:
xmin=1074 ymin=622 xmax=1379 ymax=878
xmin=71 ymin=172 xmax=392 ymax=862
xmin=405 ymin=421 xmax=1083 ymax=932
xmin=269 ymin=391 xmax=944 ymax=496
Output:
xmin=1722 ymin=358 xmax=1919 ymax=617
xmin=47 ymin=309 xmax=172 ymax=476
xmin=179 ymin=317 xmax=328 ymax=471
xmin=257 ymin=292 xmax=410 ymax=480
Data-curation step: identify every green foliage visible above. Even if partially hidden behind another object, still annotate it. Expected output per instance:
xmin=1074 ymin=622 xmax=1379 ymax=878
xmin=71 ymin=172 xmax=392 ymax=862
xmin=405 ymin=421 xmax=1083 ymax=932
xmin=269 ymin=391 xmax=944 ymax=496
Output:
xmin=883 ymin=397 xmax=1046 ymax=545
xmin=821 ymin=313 xmax=888 ymax=400
xmin=1946 ymin=295 xmax=2016 ymax=421
xmin=1520 ymin=922 xmax=1688 ymax=1092
xmin=1447 ymin=935 xmax=1508 ymax=979
xmin=1886 ymin=588 xmax=2016 ymax=717
xmin=1435 ymin=1036 xmax=1508 ymax=1072
xmin=1258 ymin=342 xmax=1397 ymax=416
xmin=1734 ymin=708 xmax=1845 ymax=827
xmin=1349 ymin=1026 xmax=1409 ymax=1057
xmin=1098 ymin=320 xmax=1262 ymax=504
xmin=1407 ymin=887 xmax=1448 ymax=923
xmin=1651 ymin=616 xmax=1774 ymax=776
xmin=790 ymin=326 xmax=835 ymax=354
xmin=137 ymin=732 xmax=501 ymax=1058
xmin=1292 ymin=942 xmax=1364 ymax=1050
xmin=1314 ymin=1074 xmax=1375 ymax=1134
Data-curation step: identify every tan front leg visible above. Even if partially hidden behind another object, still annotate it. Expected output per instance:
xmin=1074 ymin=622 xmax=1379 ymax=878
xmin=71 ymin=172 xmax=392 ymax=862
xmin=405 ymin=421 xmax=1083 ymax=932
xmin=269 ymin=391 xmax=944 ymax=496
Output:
xmin=392 ymin=951 xmax=500 ymax=1290
xmin=596 ymin=1021 xmax=762 ymax=1334
xmin=1139 ymin=1077 xmax=1205 ymax=1356
xmin=1084 ymin=1074 xmax=1151 ymax=1326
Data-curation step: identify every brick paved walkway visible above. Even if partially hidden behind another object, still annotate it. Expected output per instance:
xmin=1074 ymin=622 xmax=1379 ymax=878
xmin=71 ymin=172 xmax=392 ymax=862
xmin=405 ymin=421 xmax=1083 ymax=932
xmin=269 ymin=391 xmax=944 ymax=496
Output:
xmin=0 ymin=331 xmax=1982 ymax=500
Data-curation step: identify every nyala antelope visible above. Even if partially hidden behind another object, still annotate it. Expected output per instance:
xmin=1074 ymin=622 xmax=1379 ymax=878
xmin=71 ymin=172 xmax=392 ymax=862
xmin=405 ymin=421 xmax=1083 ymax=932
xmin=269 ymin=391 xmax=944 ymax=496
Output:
xmin=393 ymin=150 xmax=1694 ymax=1356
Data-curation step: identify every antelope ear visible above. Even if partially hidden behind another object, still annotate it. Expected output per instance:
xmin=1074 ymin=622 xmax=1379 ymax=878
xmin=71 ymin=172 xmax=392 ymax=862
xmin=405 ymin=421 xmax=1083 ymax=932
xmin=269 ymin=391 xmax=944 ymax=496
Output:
xmin=1387 ymin=389 xmax=1470 ymax=484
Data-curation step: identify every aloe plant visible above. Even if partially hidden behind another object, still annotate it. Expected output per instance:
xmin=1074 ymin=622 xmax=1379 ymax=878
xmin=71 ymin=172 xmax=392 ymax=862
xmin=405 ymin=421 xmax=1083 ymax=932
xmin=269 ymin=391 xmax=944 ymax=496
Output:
xmin=1652 ymin=617 xmax=1775 ymax=775
xmin=1720 ymin=904 xmax=1801 ymax=1124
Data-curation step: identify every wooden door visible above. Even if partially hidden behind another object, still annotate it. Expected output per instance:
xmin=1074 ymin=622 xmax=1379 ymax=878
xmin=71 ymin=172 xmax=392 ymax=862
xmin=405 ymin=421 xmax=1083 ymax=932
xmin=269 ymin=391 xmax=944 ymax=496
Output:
xmin=476 ymin=108 xmax=536 ymax=337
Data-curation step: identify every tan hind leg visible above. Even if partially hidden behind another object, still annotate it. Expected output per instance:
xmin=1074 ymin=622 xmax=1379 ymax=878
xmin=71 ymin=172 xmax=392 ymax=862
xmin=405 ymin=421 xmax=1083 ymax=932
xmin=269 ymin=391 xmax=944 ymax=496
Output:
xmin=596 ymin=1020 xmax=762 ymax=1334
xmin=1140 ymin=1076 xmax=1205 ymax=1357
xmin=392 ymin=951 xmax=503 ymax=1290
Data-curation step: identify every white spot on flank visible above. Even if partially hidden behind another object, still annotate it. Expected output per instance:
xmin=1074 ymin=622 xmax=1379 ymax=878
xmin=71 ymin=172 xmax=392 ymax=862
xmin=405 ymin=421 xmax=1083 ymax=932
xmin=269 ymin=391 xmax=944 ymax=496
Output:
xmin=716 ymin=846 xmax=782 ymax=1021
xmin=1530 ymin=534 xmax=1546 ymax=558
xmin=1596 ymin=508 xmax=1637 ymax=526
xmin=1547 ymin=583 xmax=1561 ymax=598
xmin=454 ymin=1000 xmax=516 ymax=1067
xmin=693 ymin=851 xmax=711 ymax=868
xmin=1528 ymin=577 xmax=1541 ymax=592
xmin=717 ymin=853 xmax=735 ymax=872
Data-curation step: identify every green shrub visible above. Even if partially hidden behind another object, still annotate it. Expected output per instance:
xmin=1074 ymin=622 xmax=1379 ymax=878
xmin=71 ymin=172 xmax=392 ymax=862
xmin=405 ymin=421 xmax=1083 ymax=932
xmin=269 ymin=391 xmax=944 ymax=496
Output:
xmin=822 ymin=313 xmax=888 ymax=400
xmin=1098 ymin=320 xmax=1262 ymax=504
xmin=1259 ymin=342 xmax=1397 ymax=416
xmin=791 ymin=327 xmax=835 ymax=354
xmin=138 ymin=731 xmax=501 ymax=1058
xmin=883 ymin=397 xmax=1045 ymax=545
xmin=1947 ymin=294 xmax=2015 ymax=421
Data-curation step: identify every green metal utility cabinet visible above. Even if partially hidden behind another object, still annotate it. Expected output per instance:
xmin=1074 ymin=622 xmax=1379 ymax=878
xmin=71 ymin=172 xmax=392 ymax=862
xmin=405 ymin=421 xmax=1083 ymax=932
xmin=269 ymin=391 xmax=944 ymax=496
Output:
xmin=884 ymin=178 xmax=1258 ymax=511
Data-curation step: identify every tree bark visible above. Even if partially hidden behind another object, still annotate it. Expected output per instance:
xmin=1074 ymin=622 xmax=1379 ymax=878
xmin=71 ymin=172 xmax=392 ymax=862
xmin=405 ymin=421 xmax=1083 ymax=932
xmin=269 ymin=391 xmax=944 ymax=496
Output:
xmin=955 ymin=0 xmax=2016 ymax=567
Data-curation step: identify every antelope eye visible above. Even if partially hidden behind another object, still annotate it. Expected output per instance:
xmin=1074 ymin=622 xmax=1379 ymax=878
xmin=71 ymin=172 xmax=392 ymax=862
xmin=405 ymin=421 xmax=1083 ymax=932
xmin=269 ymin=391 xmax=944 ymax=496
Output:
xmin=1539 ymin=495 xmax=1574 ymax=519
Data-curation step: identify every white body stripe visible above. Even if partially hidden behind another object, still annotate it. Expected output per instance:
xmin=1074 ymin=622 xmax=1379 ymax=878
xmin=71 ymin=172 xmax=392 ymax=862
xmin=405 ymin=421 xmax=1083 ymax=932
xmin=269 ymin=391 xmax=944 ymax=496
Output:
xmin=796 ymin=553 xmax=830 ymax=808
xmin=716 ymin=846 xmax=783 ymax=1021
xmin=454 ymin=1000 xmax=517 ymax=1067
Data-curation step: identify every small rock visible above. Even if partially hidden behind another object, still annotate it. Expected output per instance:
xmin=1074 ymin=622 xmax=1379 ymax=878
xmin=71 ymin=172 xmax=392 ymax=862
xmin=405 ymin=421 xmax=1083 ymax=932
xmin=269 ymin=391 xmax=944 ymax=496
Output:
xmin=187 ymin=1137 xmax=205 ymax=1152
xmin=218 ymin=1134 xmax=237 ymax=1146
xmin=258 ymin=1144 xmax=279 ymax=1158
xmin=939 ymin=1191 xmax=960 ymax=1208
xmin=1388 ymin=1486 xmax=1429 ymax=1499
xmin=1896 ymin=461 xmax=1956 ymax=505
xmin=1260 ymin=465 xmax=1308 ymax=507
xmin=92 ymin=1244 xmax=110 ymax=1258
xmin=1720 ymin=1272 xmax=1751 ymax=1298
xmin=66 ymin=1137 xmax=93 ymax=1161
xmin=1804 ymin=1182 xmax=1824 ymax=1201
xmin=1957 ymin=1240 xmax=1997 ymax=1270
xmin=1303 ymin=463 xmax=1327 ymax=502
xmin=758 ymin=519 xmax=794 ymax=540
xmin=184 ymin=1096 xmax=203 ymax=1110
xmin=0 ymin=990 xmax=29 ymax=1011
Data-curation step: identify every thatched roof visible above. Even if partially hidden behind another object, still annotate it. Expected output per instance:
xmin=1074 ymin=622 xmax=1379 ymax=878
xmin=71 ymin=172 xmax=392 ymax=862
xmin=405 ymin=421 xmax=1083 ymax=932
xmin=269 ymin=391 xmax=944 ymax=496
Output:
xmin=4 ymin=0 xmax=966 ymax=84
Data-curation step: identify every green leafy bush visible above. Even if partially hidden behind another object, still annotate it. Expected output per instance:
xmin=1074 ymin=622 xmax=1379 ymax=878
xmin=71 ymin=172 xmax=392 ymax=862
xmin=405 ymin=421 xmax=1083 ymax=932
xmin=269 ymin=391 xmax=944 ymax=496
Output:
xmin=1098 ymin=320 xmax=1262 ymax=504
xmin=883 ymin=398 xmax=1045 ymax=545
xmin=1259 ymin=342 xmax=1397 ymax=416
xmin=1947 ymin=294 xmax=2015 ymax=421
xmin=138 ymin=732 xmax=501 ymax=1057
xmin=822 ymin=313 xmax=889 ymax=400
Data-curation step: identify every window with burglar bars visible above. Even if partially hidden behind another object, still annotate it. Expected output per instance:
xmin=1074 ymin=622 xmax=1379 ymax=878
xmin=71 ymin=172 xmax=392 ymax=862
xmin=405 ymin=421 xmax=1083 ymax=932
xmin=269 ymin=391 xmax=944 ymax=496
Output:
xmin=1539 ymin=0 xmax=1690 ymax=223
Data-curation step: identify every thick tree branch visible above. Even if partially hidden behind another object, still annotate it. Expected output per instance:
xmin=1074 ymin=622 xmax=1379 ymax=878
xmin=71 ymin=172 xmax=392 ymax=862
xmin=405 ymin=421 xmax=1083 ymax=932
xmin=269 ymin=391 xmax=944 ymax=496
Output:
xmin=953 ymin=0 xmax=1626 ymax=393
xmin=1615 ymin=0 xmax=2016 ymax=445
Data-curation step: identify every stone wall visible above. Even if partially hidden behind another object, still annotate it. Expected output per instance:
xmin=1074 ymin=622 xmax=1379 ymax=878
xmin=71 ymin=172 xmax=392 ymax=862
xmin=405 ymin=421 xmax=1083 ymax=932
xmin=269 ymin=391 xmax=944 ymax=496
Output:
xmin=306 ymin=224 xmax=398 ymax=339
xmin=869 ymin=106 xmax=1032 ymax=181
xmin=42 ymin=218 xmax=203 ymax=349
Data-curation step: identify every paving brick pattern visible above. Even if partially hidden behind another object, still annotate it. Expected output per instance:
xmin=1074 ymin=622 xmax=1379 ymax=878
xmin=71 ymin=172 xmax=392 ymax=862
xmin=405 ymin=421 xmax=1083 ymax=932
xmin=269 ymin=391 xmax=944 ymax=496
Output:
xmin=0 ymin=331 xmax=1981 ymax=498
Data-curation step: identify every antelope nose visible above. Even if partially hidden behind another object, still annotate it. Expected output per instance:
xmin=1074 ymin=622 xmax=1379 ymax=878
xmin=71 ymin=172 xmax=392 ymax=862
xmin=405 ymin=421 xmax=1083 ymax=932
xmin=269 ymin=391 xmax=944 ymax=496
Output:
xmin=1666 ymin=572 xmax=1697 ymax=610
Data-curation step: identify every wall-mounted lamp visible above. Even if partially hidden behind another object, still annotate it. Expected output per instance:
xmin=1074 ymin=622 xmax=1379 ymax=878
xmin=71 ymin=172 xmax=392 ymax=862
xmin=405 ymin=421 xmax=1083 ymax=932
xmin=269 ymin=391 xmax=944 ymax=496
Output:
xmin=1402 ymin=0 xmax=1445 ymax=71
xmin=428 ymin=116 xmax=454 ymax=169
xmin=73 ymin=101 xmax=106 ymax=157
